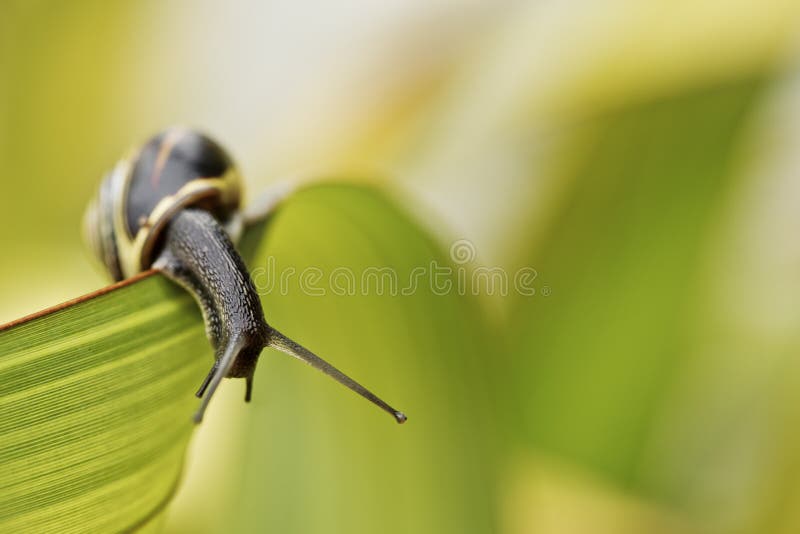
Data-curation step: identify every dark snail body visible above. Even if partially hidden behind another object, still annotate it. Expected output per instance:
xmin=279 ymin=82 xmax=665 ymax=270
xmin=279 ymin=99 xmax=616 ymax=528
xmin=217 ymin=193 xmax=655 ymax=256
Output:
xmin=85 ymin=127 xmax=406 ymax=424
xmin=156 ymin=208 xmax=268 ymax=413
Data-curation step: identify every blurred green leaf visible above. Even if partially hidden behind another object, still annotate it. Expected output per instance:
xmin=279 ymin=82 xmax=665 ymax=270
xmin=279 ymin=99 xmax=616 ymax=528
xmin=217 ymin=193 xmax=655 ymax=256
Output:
xmin=503 ymin=78 xmax=765 ymax=490
xmin=228 ymin=185 xmax=496 ymax=534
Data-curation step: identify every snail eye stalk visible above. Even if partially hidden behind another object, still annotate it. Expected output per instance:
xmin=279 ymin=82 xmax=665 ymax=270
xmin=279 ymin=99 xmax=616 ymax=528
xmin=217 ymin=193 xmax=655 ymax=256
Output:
xmin=268 ymin=329 xmax=407 ymax=424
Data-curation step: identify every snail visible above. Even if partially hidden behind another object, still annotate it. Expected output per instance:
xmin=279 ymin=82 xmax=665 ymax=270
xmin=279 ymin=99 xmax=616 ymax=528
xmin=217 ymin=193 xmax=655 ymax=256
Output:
xmin=83 ymin=127 xmax=406 ymax=425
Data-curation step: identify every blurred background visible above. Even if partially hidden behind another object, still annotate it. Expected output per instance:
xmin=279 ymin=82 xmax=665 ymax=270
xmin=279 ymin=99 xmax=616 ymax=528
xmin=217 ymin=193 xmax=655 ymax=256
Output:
xmin=3 ymin=1 xmax=800 ymax=533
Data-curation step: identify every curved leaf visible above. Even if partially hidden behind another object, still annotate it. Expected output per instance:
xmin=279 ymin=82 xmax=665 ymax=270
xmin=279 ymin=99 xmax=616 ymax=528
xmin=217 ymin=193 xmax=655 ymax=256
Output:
xmin=0 ymin=274 xmax=209 ymax=532
xmin=228 ymin=184 xmax=496 ymax=534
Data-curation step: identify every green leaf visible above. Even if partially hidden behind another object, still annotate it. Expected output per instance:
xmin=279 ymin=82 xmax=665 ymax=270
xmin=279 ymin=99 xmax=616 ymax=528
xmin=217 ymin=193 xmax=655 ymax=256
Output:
xmin=226 ymin=185 xmax=496 ymax=534
xmin=0 ymin=273 xmax=209 ymax=532
xmin=502 ymin=77 xmax=765 ymax=490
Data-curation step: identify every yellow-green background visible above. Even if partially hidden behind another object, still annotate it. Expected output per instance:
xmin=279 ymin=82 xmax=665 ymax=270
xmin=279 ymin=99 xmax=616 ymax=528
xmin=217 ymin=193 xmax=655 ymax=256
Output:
xmin=3 ymin=1 xmax=800 ymax=533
